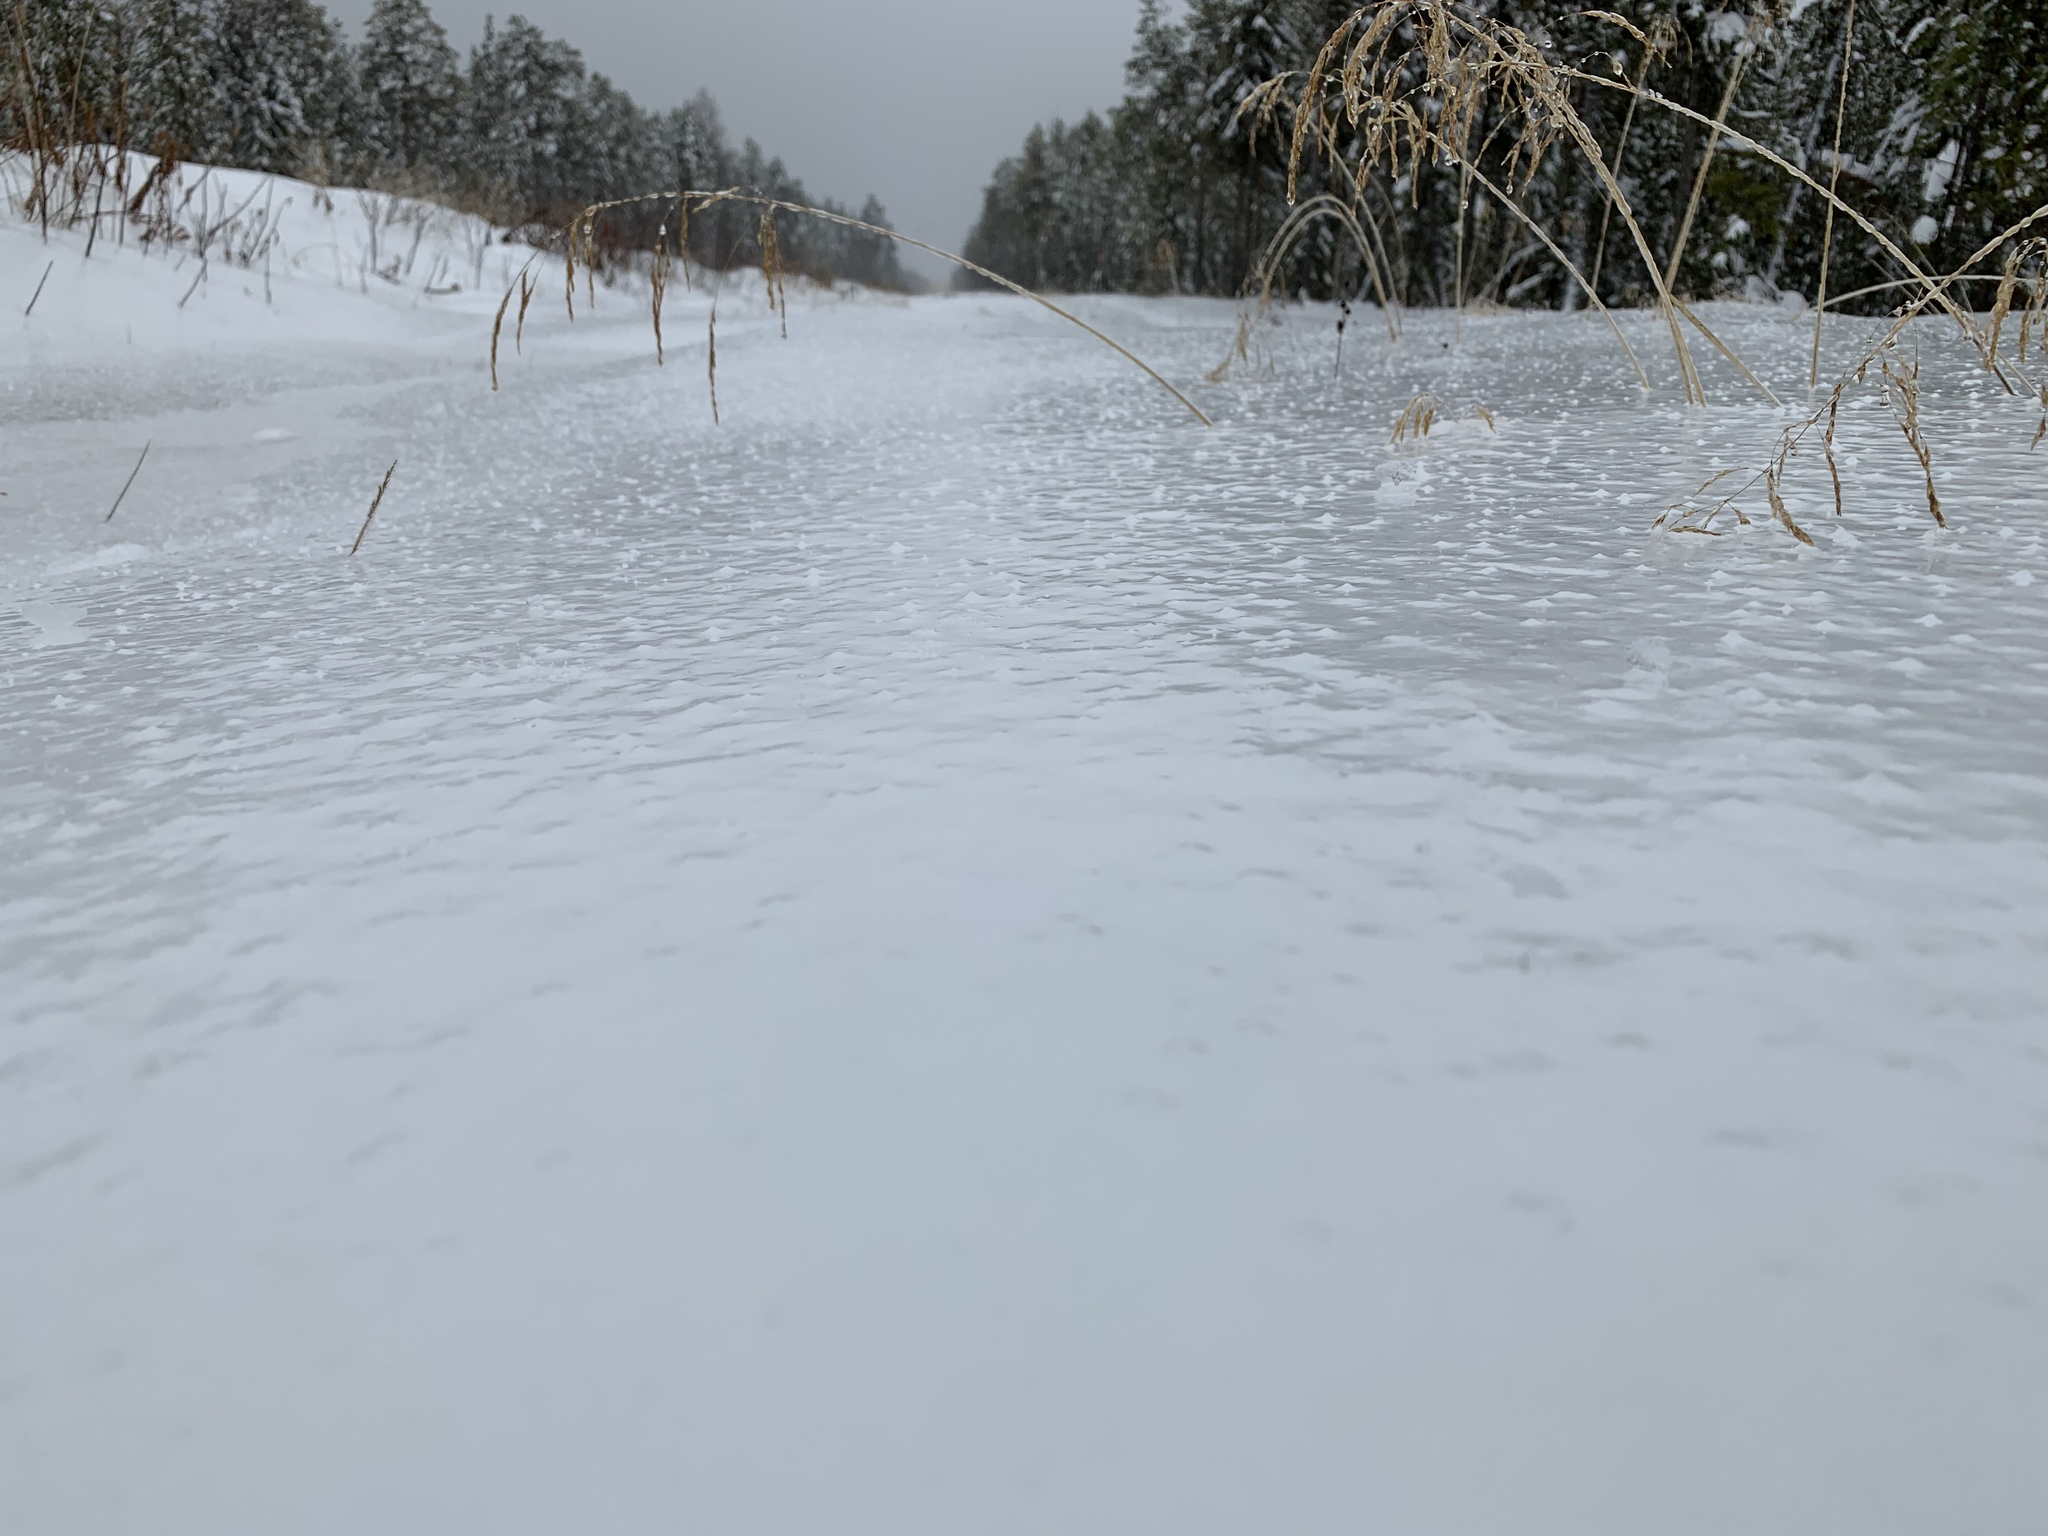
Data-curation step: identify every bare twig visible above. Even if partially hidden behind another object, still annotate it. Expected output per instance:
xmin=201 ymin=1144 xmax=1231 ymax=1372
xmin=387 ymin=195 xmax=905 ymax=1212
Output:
xmin=104 ymin=440 xmax=149 ymax=522
xmin=348 ymin=460 xmax=398 ymax=556
xmin=23 ymin=259 xmax=52 ymax=316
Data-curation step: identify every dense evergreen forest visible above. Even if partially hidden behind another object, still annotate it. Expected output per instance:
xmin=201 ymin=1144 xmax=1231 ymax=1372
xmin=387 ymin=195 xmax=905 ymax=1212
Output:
xmin=963 ymin=0 xmax=2045 ymax=309
xmin=0 ymin=0 xmax=908 ymax=287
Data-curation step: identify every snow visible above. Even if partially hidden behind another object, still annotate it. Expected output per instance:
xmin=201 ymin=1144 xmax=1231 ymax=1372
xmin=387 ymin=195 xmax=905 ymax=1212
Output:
xmin=5 ymin=169 xmax=2048 ymax=1535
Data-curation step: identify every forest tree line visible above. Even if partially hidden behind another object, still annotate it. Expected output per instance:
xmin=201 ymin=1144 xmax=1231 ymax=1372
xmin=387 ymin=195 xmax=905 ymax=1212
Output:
xmin=962 ymin=0 xmax=2044 ymax=310
xmin=1 ymin=0 xmax=908 ymax=287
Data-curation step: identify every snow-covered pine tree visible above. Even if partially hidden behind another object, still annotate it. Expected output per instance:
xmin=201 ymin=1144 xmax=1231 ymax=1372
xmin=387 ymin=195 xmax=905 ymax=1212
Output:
xmin=956 ymin=0 xmax=2020 ymax=309
xmin=459 ymin=13 xmax=584 ymax=220
xmin=1912 ymin=0 xmax=2048 ymax=264
xmin=129 ymin=0 xmax=215 ymax=158
xmin=1191 ymin=0 xmax=1299 ymax=281
xmin=661 ymin=89 xmax=727 ymax=194
xmin=649 ymin=91 xmax=730 ymax=265
xmin=577 ymin=71 xmax=658 ymax=203
xmin=3 ymin=0 xmax=131 ymax=151
xmin=357 ymin=0 xmax=459 ymax=174
xmin=843 ymin=193 xmax=907 ymax=289
xmin=208 ymin=0 xmax=355 ymax=176
xmin=1115 ymin=0 xmax=1210 ymax=290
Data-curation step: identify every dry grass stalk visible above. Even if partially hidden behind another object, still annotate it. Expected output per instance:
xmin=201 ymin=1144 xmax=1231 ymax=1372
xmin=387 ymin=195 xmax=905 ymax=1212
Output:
xmin=1207 ymin=309 xmax=1264 ymax=384
xmin=488 ymin=260 xmax=541 ymax=388
xmin=489 ymin=282 xmax=514 ymax=389
xmin=2020 ymin=250 xmax=2046 ymax=362
xmin=1452 ymin=159 xmax=1473 ymax=336
xmin=1389 ymin=389 xmax=1495 ymax=443
xmin=507 ymin=187 xmax=1213 ymax=426
xmin=651 ymin=225 xmax=668 ymax=365
xmin=1281 ymin=2 xmax=2020 ymax=402
xmin=1663 ymin=12 xmax=1764 ymax=297
xmin=1248 ymin=191 xmax=1399 ymax=341
xmin=1880 ymin=351 xmax=1943 ymax=526
xmin=349 ymin=460 xmax=398 ymax=556
xmin=484 ymin=257 xmax=558 ymax=388
xmin=1252 ymin=3 xmax=2045 ymax=541
xmin=23 ymin=257 xmax=51 ymax=315
xmin=1586 ymin=16 xmax=1676 ymax=302
xmin=759 ymin=209 xmax=787 ymax=338
xmin=1278 ymin=2 xmax=1710 ymax=402
xmin=1985 ymin=239 xmax=2043 ymax=367
xmin=707 ymin=296 xmax=719 ymax=426
xmin=1578 ymin=74 xmax=2012 ymax=371
xmin=564 ymin=220 xmax=577 ymax=321
xmin=1764 ymin=460 xmax=1814 ymax=546
xmin=1811 ymin=0 xmax=1857 ymax=386
xmin=1391 ymin=390 xmax=1440 ymax=442
xmin=1448 ymin=155 xmax=1650 ymax=385
xmin=1823 ymin=389 xmax=1845 ymax=516
xmin=1231 ymin=70 xmax=1654 ymax=387
xmin=1758 ymin=215 xmax=2048 ymax=532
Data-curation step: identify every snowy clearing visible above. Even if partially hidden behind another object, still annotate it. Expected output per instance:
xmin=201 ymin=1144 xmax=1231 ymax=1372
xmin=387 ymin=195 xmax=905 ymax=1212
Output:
xmin=4 ymin=175 xmax=2047 ymax=1535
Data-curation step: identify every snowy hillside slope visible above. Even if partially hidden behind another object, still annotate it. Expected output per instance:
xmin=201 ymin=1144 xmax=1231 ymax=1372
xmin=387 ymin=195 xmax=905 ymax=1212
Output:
xmin=4 ymin=165 xmax=2048 ymax=1536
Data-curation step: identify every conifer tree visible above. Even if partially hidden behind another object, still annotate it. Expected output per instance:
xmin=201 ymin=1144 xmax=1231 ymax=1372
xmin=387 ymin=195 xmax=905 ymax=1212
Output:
xmin=358 ymin=0 xmax=459 ymax=172
xmin=4 ymin=0 xmax=129 ymax=149
xmin=461 ymin=13 xmax=583 ymax=217
xmin=1914 ymin=0 xmax=2048 ymax=261
xmin=130 ymin=0 xmax=215 ymax=156
xmin=846 ymin=193 xmax=907 ymax=289
xmin=209 ymin=0 xmax=354 ymax=175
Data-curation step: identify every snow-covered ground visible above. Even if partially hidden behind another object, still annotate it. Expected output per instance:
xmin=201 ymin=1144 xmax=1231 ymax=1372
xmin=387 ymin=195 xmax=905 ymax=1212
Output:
xmin=4 ymin=168 xmax=2047 ymax=1535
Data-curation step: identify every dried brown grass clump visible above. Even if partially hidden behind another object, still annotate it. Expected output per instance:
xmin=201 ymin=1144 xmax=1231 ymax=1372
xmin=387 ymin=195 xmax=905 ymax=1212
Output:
xmin=1390 ymin=389 xmax=1439 ymax=442
xmin=1233 ymin=1 xmax=2047 ymax=537
xmin=1389 ymin=390 xmax=1496 ymax=444
xmin=494 ymin=188 xmax=1212 ymax=427
xmin=1661 ymin=233 xmax=2045 ymax=539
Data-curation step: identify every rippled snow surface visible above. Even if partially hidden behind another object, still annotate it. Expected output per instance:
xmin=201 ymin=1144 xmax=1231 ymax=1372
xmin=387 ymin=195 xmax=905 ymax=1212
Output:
xmin=4 ymin=289 xmax=2047 ymax=1535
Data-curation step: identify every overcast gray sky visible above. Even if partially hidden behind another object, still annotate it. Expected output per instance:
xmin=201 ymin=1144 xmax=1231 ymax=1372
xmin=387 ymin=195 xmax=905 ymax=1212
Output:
xmin=325 ymin=0 xmax=1153 ymax=278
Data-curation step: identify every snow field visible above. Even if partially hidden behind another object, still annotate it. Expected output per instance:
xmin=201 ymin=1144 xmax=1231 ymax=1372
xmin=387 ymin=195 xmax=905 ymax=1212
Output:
xmin=4 ymin=183 xmax=2048 ymax=1534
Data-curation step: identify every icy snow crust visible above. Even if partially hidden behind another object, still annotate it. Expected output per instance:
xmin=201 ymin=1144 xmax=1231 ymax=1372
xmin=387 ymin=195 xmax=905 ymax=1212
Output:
xmin=4 ymin=177 xmax=2048 ymax=1534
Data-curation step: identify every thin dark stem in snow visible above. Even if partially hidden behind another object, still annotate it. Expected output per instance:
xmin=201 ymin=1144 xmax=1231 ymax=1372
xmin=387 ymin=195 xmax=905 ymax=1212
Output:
xmin=23 ymin=259 xmax=51 ymax=316
xmin=349 ymin=461 xmax=398 ymax=556
xmin=103 ymin=440 xmax=149 ymax=522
